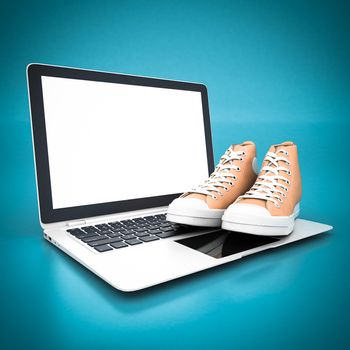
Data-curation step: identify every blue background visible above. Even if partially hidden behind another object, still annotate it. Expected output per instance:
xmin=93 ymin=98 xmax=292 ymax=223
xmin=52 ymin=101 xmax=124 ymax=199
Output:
xmin=1 ymin=0 xmax=349 ymax=349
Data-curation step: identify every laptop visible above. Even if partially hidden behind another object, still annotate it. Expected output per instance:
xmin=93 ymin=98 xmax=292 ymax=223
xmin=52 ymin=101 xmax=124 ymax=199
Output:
xmin=27 ymin=64 xmax=332 ymax=292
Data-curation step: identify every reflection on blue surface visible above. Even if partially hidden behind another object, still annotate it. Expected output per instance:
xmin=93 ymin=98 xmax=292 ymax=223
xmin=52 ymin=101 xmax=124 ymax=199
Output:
xmin=1 ymin=0 xmax=349 ymax=348
xmin=1 ymin=232 xmax=338 ymax=349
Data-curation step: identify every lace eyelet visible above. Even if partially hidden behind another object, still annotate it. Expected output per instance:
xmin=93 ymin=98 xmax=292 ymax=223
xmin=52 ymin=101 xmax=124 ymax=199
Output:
xmin=277 ymin=197 xmax=283 ymax=202
xmin=288 ymin=171 xmax=291 ymax=175
xmin=282 ymin=193 xmax=286 ymax=198
xmin=236 ymin=167 xmax=240 ymax=172
xmin=212 ymin=196 xmax=217 ymax=200
xmin=239 ymin=158 xmax=243 ymax=161
xmin=285 ymin=188 xmax=288 ymax=192
xmin=274 ymin=203 xmax=280 ymax=208
xmin=229 ymin=182 xmax=233 ymax=186
xmin=224 ymin=187 xmax=228 ymax=191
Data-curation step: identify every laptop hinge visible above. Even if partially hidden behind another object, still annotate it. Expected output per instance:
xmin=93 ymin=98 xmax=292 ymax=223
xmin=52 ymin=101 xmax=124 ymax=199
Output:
xmin=66 ymin=219 xmax=86 ymax=227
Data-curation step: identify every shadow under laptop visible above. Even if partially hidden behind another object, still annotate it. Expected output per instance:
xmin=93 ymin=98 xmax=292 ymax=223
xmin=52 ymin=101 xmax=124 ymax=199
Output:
xmin=45 ymin=231 xmax=331 ymax=316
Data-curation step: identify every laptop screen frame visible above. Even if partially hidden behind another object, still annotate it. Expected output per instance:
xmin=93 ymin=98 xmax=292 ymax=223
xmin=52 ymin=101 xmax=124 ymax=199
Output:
xmin=27 ymin=64 xmax=214 ymax=224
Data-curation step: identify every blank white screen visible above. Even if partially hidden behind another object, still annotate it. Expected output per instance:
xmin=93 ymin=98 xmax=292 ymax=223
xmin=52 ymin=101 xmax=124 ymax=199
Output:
xmin=41 ymin=76 xmax=209 ymax=209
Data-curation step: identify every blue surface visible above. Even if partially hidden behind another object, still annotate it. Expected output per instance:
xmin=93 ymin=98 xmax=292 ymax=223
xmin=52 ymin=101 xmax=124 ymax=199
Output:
xmin=1 ymin=1 xmax=349 ymax=349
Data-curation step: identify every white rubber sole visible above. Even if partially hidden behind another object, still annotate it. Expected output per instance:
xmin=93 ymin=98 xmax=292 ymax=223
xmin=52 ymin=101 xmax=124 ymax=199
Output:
xmin=221 ymin=203 xmax=300 ymax=236
xmin=166 ymin=198 xmax=224 ymax=227
xmin=166 ymin=213 xmax=222 ymax=227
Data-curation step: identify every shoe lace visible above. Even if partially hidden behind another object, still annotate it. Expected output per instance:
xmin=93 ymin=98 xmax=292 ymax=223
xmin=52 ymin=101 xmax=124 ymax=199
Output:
xmin=189 ymin=149 xmax=245 ymax=199
xmin=239 ymin=149 xmax=290 ymax=207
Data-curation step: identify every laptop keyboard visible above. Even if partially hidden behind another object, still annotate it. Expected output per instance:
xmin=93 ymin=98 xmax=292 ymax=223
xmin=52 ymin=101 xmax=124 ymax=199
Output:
xmin=67 ymin=214 xmax=196 ymax=253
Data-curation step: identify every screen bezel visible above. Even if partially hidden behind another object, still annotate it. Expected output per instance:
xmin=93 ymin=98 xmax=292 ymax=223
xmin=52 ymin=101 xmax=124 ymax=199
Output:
xmin=27 ymin=64 xmax=214 ymax=224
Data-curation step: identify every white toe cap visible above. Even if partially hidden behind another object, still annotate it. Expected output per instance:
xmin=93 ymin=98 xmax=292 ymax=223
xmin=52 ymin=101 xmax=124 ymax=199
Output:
xmin=169 ymin=198 xmax=210 ymax=211
xmin=225 ymin=203 xmax=272 ymax=217
xmin=168 ymin=198 xmax=224 ymax=218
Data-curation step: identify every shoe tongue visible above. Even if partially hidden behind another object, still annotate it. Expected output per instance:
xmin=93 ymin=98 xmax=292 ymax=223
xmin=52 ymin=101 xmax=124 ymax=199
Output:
xmin=229 ymin=140 xmax=254 ymax=153
xmin=220 ymin=142 xmax=253 ymax=171
xmin=257 ymin=141 xmax=292 ymax=192
xmin=265 ymin=141 xmax=294 ymax=167
xmin=269 ymin=141 xmax=294 ymax=153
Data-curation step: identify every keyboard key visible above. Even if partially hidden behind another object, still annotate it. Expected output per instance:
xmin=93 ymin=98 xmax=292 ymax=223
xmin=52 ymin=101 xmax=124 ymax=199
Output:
xmin=94 ymin=245 xmax=113 ymax=252
xmin=161 ymin=227 xmax=178 ymax=232
xmin=133 ymin=227 xmax=148 ymax=233
xmin=67 ymin=228 xmax=86 ymax=236
xmin=154 ymin=214 xmax=165 ymax=219
xmin=109 ymin=223 xmax=124 ymax=229
xmin=111 ymin=226 xmax=124 ymax=232
xmin=125 ymin=238 xmax=142 ymax=245
xmin=149 ymin=229 xmax=162 ymax=234
xmin=134 ymin=225 xmax=147 ymax=230
xmin=122 ymin=234 xmax=137 ymax=240
xmin=107 ymin=232 xmax=122 ymax=238
xmin=148 ymin=222 xmax=159 ymax=230
xmin=123 ymin=230 xmax=136 ymax=235
xmin=111 ymin=229 xmax=127 ymax=234
xmin=110 ymin=242 xmax=128 ymax=249
xmin=160 ymin=223 xmax=172 ymax=228
xmin=82 ymin=225 xmax=95 ymax=230
xmin=109 ymin=236 xmax=123 ymax=242
xmin=81 ymin=226 xmax=99 ymax=234
xmin=127 ymin=226 xmax=138 ymax=230
xmin=156 ymin=231 xmax=179 ymax=238
xmin=81 ymin=235 xmax=108 ymax=243
xmin=74 ymin=231 xmax=97 ymax=238
xmin=75 ymin=233 xmax=91 ymax=239
xmin=134 ymin=231 xmax=150 ymax=237
xmin=120 ymin=220 xmax=134 ymax=225
xmin=88 ymin=237 xmax=124 ymax=247
xmin=95 ymin=231 xmax=111 ymax=236
xmin=133 ymin=218 xmax=146 ymax=223
xmin=139 ymin=235 xmax=159 ymax=242
xmin=95 ymin=224 xmax=110 ymax=230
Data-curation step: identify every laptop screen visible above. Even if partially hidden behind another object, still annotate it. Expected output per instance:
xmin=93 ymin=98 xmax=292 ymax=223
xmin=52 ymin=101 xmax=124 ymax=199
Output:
xmin=40 ymin=75 xmax=209 ymax=210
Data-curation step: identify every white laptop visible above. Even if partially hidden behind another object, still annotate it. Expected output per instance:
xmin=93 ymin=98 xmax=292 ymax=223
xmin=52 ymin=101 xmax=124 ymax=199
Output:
xmin=27 ymin=64 xmax=332 ymax=292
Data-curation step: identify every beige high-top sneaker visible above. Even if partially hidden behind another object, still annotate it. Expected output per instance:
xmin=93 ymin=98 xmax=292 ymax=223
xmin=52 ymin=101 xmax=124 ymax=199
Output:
xmin=166 ymin=141 xmax=258 ymax=227
xmin=222 ymin=141 xmax=301 ymax=236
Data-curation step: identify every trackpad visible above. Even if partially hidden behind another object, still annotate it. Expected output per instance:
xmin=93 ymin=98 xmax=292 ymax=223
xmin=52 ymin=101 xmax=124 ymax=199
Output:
xmin=176 ymin=230 xmax=280 ymax=259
